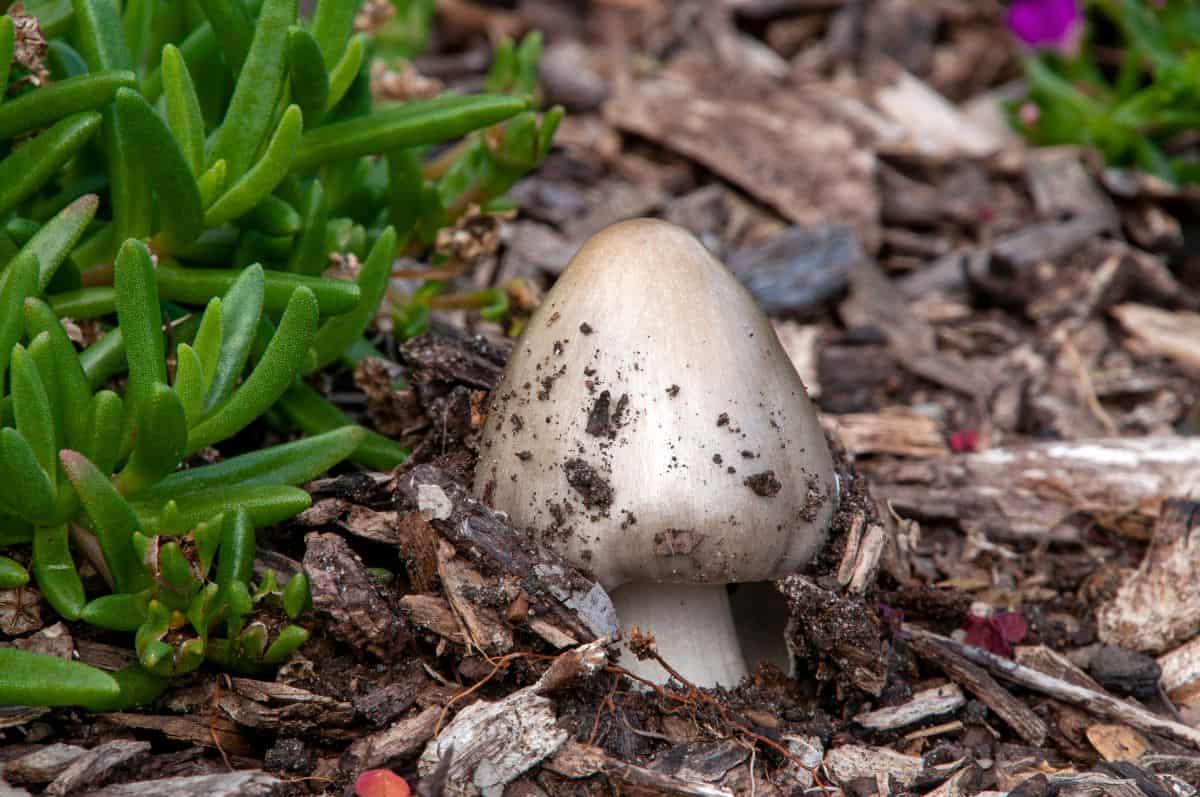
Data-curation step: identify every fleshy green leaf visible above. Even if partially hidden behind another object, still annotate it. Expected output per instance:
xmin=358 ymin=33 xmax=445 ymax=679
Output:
xmin=208 ymin=0 xmax=296 ymax=180
xmin=186 ymin=285 xmax=318 ymax=453
xmin=32 ymin=523 xmax=85 ymax=620
xmin=115 ymin=87 xmax=205 ymax=245
xmin=140 ymin=425 xmax=365 ymax=500
xmin=311 ymin=0 xmax=356 ymax=68
xmin=288 ymin=25 xmax=329 ymax=123
xmin=0 ymin=112 xmax=103 ymax=220
xmin=113 ymin=239 xmax=167 ymax=447
xmin=293 ymin=94 xmax=528 ymax=170
xmin=0 ymin=648 xmax=120 ymax=709
xmin=61 ymin=450 xmax=151 ymax=594
xmin=0 ymin=253 xmax=39 ymax=385
xmin=115 ymin=383 xmax=188 ymax=495
xmin=10 ymin=345 xmax=58 ymax=485
xmin=0 ymin=70 xmax=136 ymax=141
xmin=173 ymin=344 xmax=206 ymax=428
xmin=308 ymin=225 xmax=396 ymax=371
xmin=160 ymin=44 xmax=207 ymax=175
xmin=205 ymin=104 xmax=303 ymax=227
xmin=24 ymin=298 xmax=93 ymax=450
xmin=19 ymin=194 xmax=99 ymax=291
xmin=132 ymin=484 xmax=311 ymax=530
xmin=156 ymin=260 xmax=360 ymax=318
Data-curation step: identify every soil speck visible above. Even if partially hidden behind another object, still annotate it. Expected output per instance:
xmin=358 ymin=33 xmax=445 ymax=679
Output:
xmin=717 ymin=412 xmax=730 ymax=427
xmin=537 ymin=364 xmax=567 ymax=400
xmin=586 ymin=390 xmax=613 ymax=437
xmin=579 ymin=322 xmax=593 ymax=334
xmin=563 ymin=458 xmax=614 ymax=509
xmin=666 ymin=384 xmax=680 ymax=397
xmin=745 ymin=470 xmax=782 ymax=497
xmin=612 ymin=393 xmax=630 ymax=428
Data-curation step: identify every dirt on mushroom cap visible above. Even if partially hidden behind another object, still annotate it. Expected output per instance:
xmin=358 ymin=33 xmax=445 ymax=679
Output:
xmin=472 ymin=219 xmax=839 ymax=589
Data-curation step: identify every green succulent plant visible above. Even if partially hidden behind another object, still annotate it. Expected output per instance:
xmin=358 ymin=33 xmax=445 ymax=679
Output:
xmin=0 ymin=0 xmax=558 ymax=710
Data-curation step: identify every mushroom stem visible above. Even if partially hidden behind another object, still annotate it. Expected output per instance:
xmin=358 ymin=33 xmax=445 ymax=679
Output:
xmin=610 ymin=582 xmax=748 ymax=688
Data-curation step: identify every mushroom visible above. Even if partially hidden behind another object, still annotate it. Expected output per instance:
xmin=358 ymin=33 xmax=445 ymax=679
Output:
xmin=474 ymin=219 xmax=838 ymax=687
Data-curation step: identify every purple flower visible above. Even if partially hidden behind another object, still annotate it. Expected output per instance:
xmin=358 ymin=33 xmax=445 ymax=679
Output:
xmin=1007 ymin=0 xmax=1083 ymax=52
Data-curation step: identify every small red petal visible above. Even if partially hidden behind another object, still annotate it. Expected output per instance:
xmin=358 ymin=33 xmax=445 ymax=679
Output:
xmin=355 ymin=769 xmax=411 ymax=797
xmin=949 ymin=429 xmax=979 ymax=453
xmin=994 ymin=611 xmax=1029 ymax=645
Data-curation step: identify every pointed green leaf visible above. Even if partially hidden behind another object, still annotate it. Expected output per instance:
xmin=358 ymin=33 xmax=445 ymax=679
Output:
xmin=10 ymin=345 xmax=58 ymax=485
xmin=284 ymin=178 xmax=329 ymax=276
xmin=191 ymin=297 xmax=223 ymax=392
xmin=141 ymin=425 xmax=365 ymax=500
xmin=113 ymin=239 xmax=167 ymax=439
xmin=277 ymin=381 xmax=408 ymax=470
xmin=71 ymin=0 xmax=134 ymax=72
xmin=0 ymin=556 xmax=30 ymax=589
xmin=121 ymin=0 xmax=153 ymax=73
xmin=85 ymin=664 xmax=169 ymax=711
xmin=287 ymin=25 xmax=329 ymax=123
xmin=26 ymin=333 xmax=65 ymax=455
xmin=160 ymin=44 xmax=206 ymax=175
xmin=61 ymin=450 xmax=151 ymax=594
xmin=158 ymin=540 xmax=195 ymax=591
xmin=82 ymin=592 xmax=150 ymax=631
xmin=248 ymin=194 xmax=301 ymax=236
xmin=115 ymin=383 xmax=187 ymax=495
xmin=0 ymin=253 xmax=38 ymax=385
xmin=133 ymin=484 xmax=311 ymax=530
xmin=292 ymin=94 xmax=527 ymax=170
xmin=155 ymin=260 xmax=360 ymax=317
xmin=82 ymin=390 xmax=124 ymax=476
xmin=196 ymin=0 xmax=253 ymax=75
xmin=198 ymin=159 xmax=228 ymax=208
xmin=104 ymin=100 xmax=153 ymax=245
xmin=205 ymin=104 xmax=303 ymax=227
xmin=24 ymin=298 xmax=92 ymax=450
xmin=311 ymin=0 xmax=356 ymax=68
xmin=31 ymin=523 xmax=84 ymax=620
xmin=46 ymin=286 xmax=116 ymax=319
xmin=262 ymin=624 xmax=308 ymax=664
xmin=308 ymin=226 xmax=396 ymax=371
xmin=323 ymin=32 xmax=364 ymax=113
xmin=173 ymin=343 xmax=206 ymax=428
xmin=19 ymin=195 xmax=100 ymax=291
xmin=208 ymin=0 xmax=296 ymax=180
xmin=202 ymin=264 xmax=264 ymax=413
xmin=115 ymin=88 xmax=205 ymax=245
xmin=0 ymin=70 xmax=136 ymax=140
xmin=216 ymin=508 xmax=254 ymax=608
xmin=0 ymin=648 xmax=120 ymax=709
xmin=0 ymin=112 xmax=103 ymax=219
xmin=282 ymin=571 xmax=310 ymax=620
xmin=186 ymin=285 xmax=318 ymax=454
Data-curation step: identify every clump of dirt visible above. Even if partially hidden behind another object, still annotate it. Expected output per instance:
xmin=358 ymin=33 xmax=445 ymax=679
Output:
xmin=586 ymin=390 xmax=614 ymax=437
xmin=563 ymin=457 xmax=614 ymax=508
xmin=744 ymin=470 xmax=782 ymax=497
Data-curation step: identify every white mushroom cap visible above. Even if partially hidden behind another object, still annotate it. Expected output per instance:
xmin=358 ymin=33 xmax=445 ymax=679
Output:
xmin=475 ymin=218 xmax=837 ymax=588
